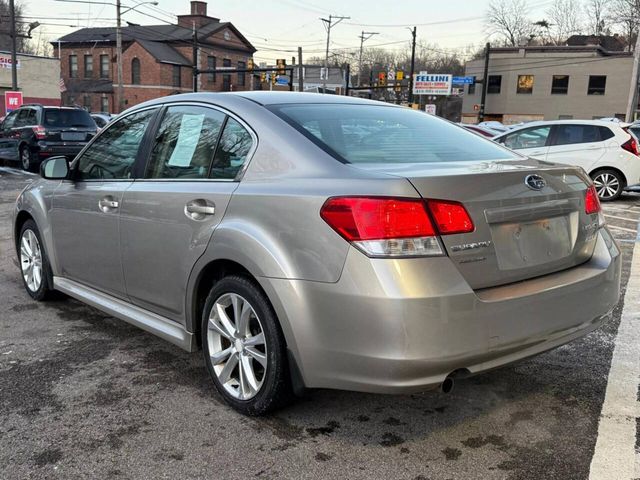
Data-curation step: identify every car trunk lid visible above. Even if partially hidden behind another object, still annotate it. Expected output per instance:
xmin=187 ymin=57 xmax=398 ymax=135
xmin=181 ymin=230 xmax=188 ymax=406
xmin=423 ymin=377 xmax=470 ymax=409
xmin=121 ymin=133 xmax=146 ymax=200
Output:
xmin=350 ymin=158 xmax=600 ymax=289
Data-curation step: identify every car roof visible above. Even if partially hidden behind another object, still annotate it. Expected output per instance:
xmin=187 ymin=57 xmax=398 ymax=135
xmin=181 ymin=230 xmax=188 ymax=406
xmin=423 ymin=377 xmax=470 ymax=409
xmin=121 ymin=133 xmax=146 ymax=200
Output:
xmin=125 ymin=91 xmax=398 ymax=114
xmin=497 ymin=119 xmax=627 ymax=136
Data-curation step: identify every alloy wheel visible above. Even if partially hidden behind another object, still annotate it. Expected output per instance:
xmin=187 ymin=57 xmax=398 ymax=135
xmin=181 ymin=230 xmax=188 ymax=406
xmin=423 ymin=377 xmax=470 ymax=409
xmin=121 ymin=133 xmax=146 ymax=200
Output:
xmin=21 ymin=148 xmax=30 ymax=170
xmin=20 ymin=229 xmax=43 ymax=292
xmin=207 ymin=293 xmax=267 ymax=400
xmin=592 ymin=172 xmax=620 ymax=200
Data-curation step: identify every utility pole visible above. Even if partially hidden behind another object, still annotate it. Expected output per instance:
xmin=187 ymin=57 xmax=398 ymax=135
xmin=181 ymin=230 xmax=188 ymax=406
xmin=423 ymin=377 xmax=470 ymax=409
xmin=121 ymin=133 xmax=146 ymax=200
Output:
xmin=357 ymin=31 xmax=378 ymax=87
xmin=345 ymin=63 xmax=350 ymax=96
xmin=321 ymin=14 xmax=349 ymax=94
xmin=9 ymin=0 xmax=17 ymax=90
xmin=408 ymin=27 xmax=416 ymax=105
xmin=298 ymin=46 xmax=303 ymax=92
xmin=626 ymin=35 xmax=640 ymax=121
xmin=192 ymin=23 xmax=198 ymax=92
xmin=115 ymin=0 xmax=123 ymax=113
xmin=478 ymin=42 xmax=490 ymax=123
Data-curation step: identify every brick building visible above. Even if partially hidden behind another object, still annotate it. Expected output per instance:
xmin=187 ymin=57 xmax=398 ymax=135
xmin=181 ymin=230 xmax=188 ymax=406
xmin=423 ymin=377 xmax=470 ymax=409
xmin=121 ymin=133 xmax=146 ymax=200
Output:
xmin=53 ymin=1 xmax=256 ymax=113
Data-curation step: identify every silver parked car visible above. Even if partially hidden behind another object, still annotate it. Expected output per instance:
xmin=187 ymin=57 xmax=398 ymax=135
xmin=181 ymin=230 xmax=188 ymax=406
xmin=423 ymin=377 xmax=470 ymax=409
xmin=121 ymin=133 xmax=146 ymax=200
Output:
xmin=13 ymin=92 xmax=621 ymax=415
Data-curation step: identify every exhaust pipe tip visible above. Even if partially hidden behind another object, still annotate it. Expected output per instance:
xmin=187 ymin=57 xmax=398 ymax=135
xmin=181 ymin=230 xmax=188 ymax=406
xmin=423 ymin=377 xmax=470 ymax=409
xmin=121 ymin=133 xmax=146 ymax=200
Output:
xmin=440 ymin=376 xmax=455 ymax=394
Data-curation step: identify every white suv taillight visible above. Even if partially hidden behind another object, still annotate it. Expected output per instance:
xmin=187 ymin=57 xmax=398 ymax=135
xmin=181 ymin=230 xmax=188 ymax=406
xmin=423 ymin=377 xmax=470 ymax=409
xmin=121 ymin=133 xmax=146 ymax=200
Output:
xmin=320 ymin=196 xmax=474 ymax=257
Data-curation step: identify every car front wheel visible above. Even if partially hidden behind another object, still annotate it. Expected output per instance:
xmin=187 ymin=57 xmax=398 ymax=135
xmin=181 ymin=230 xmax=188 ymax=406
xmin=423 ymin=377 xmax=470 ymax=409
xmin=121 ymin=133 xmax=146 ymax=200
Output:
xmin=591 ymin=169 xmax=625 ymax=201
xmin=18 ymin=219 xmax=54 ymax=300
xmin=201 ymin=275 xmax=292 ymax=415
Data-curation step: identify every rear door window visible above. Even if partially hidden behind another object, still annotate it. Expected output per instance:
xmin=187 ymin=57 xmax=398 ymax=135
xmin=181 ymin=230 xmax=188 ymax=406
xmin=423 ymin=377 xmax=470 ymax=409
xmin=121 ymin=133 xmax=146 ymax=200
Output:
xmin=145 ymin=105 xmax=226 ymax=179
xmin=551 ymin=124 xmax=602 ymax=146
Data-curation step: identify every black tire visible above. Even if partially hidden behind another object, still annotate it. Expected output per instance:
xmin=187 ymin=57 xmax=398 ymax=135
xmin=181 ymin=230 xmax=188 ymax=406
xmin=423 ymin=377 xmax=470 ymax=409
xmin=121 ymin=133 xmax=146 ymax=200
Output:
xmin=590 ymin=169 xmax=625 ymax=202
xmin=17 ymin=219 xmax=55 ymax=301
xmin=201 ymin=275 xmax=292 ymax=415
xmin=19 ymin=145 xmax=35 ymax=172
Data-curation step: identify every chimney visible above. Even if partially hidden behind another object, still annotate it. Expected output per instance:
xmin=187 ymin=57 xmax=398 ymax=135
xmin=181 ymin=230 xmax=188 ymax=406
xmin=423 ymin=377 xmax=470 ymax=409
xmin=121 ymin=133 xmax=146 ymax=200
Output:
xmin=191 ymin=1 xmax=206 ymax=15
xmin=177 ymin=1 xmax=219 ymax=28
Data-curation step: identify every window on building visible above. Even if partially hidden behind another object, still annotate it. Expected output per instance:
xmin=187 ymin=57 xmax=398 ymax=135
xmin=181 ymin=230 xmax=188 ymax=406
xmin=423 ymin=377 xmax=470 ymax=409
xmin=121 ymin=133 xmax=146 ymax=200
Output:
xmin=517 ymin=75 xmax=534 ymax=94
xmin=173 ymin=65 xmax=181 ymax=87
xmin=551 ymin=75 xmax=569 ymax=94
xmin=238 ymin=61 xmax=246 ymax=87
xmin=84 ymin=55 xmax=93 ymax=78
xmin=558 ymin=115 xmax=573 ymax=120
xmin=83 ymin=95 xmax=92 ymax=112
xmin=588 ymin=75 xmax=606 ymax=95
xmin=131 ymin=58 xmax=141 ymax=84
xmin=487 ymin=75 xmax=501 ymax=94
xmin=207 ymin=56 xmax=216 ymax=83
xmin=468 ymin=76 xmax=476 ymax=95
xmin=222 ymin=58 xmax=231 ymax=91
xmin=69 ymin=55 xmax=78 ymax=78
xmin=100 ymin=54 xmax=109 ymax=78
xmin=101 ymin=96 xmax=109 ymax=113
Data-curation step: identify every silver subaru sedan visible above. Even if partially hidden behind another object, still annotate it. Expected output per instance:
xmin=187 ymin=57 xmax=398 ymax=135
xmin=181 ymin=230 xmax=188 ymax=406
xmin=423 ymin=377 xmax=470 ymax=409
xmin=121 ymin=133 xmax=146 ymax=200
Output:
xmin=12 ymin=92 xmax=621 ymax=415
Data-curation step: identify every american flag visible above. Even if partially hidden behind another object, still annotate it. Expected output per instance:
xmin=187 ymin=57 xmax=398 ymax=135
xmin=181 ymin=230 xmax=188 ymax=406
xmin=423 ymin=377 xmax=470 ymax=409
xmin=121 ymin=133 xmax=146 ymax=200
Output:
xmin=59 ymin=77 xmax=66 ymax=93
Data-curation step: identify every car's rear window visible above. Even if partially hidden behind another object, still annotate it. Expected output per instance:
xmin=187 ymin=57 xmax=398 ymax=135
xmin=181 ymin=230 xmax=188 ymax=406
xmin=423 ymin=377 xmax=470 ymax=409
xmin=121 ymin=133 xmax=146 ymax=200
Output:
xmin=44 ymin=109 xmax=95 ymax=128
xmin=269 ymin=103 xmax=517 ymax=164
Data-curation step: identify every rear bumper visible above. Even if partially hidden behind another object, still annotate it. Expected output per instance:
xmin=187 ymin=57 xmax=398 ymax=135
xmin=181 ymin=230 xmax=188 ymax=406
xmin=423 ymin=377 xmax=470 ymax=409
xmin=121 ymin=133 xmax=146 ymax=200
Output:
xmin=36 ymin=142 xmax=86 ymax=160
xmin=261 ymin=227 xmax=621 ymax=393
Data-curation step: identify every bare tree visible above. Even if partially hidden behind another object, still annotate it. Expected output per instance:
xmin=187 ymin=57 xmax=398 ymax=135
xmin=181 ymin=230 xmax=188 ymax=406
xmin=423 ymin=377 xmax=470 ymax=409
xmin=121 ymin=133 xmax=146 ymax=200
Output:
xmin=0 ymin=0 xmax=35 ymax=53
xmin=485 ymin=0 xmax=534 ymax=46
xmin=585 ymin=0 xmax=610 ymax=35
xmin=612 ymin=0 xmax=640 ymax=50
xmin=545 ymin=0 xmax=583 ymax=44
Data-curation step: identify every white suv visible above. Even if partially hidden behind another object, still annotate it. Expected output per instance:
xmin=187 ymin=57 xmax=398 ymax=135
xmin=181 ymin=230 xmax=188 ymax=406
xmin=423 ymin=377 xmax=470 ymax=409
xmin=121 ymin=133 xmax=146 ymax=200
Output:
xmin=494 ymin=120 xmax=640 ymax=200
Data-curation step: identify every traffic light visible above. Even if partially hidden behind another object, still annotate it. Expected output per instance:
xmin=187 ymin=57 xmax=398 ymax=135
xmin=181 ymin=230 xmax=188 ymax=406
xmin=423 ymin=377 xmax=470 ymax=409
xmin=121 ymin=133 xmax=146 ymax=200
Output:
xmin=272 ymin=73 xmax=277 ymax=85
xmin=247 ymin=58 xmax=254 ymax=70
xmin=378 ymin=71 xmax=387 ymax=87
xmin=260 ymin=72 xmax=267 ymax=83
xmin=276 ymin=58 xmax=286 ymax=75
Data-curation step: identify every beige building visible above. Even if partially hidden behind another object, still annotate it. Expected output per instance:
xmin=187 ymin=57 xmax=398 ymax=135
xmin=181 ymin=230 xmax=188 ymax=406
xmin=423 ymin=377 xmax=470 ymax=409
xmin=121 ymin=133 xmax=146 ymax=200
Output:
xmin=0 ymin=51 xmax=61 ymax=114
xmin=461 ymin=45 xmax=634 ymax=125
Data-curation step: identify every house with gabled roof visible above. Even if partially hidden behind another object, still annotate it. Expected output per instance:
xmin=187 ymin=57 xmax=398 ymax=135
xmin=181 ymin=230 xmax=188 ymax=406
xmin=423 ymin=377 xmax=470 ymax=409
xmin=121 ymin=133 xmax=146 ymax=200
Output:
xmin=53 ymin=1 xmax=256 ymax=113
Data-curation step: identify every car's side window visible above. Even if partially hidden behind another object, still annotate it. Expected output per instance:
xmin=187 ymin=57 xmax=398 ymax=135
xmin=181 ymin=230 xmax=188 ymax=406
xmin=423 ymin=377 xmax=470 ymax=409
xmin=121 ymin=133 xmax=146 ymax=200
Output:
xmin=503 ymin=127 xmax=551 ymax=150
xmin=146 ymin=105 xmax=225 ymax=179
xmin=76 ymin=108 xmax=155 ymax=180
xmin=2 ymin=111 xmax=18 ymax=130
xmin=210 ymin=117 xmax=253 ymax=180
xmin=551 ymin=125 xmax=601 ymax=146
xmin=13 ymin=109 xmax=30 ymax=128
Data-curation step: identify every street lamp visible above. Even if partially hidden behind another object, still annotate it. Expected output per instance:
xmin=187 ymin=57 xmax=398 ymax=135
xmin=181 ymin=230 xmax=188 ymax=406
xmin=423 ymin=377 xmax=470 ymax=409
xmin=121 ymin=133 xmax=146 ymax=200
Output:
xmin=55 ymin=0 xmax=158 ymax=113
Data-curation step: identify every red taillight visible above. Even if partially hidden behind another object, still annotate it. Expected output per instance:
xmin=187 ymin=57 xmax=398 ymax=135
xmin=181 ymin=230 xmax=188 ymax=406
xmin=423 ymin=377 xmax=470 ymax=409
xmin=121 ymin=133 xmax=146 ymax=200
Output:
xmin=320 ymin=197 xmax=435 ymax=241
xmin=426 ymin=199 xmax=475 ymax=234
xmin=585 ymin=185 xmax=601 ymax=214
xmin=33 ymin=125 xmax=46 ymax=140
xmin=621 ymin=134 xmax=639 ymax=156
xmin=320 ymin=196 xmax=474 ymax=257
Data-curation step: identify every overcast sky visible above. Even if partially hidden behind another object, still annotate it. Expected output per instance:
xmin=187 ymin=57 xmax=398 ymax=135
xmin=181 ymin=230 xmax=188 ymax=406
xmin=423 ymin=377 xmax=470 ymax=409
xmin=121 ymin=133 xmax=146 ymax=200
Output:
xmin=28 ymin=0 xmax=554 ymax=62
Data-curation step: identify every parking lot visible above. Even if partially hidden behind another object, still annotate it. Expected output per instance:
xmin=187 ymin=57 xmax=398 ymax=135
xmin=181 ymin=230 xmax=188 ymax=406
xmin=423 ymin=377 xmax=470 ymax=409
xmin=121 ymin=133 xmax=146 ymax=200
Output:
xmin=1 ymin=165 xmax=638 ymax=480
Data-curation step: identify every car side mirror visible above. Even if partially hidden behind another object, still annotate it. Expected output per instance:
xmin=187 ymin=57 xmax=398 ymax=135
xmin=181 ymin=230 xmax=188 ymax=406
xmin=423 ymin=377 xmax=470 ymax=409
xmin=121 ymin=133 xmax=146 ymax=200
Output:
xmin=40 ymin=156 xmax=70 ymax=180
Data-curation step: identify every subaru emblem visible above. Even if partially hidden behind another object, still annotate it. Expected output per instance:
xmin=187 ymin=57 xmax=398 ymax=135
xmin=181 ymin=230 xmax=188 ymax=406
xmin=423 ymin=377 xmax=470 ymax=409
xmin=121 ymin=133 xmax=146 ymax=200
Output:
xmin=525 ymin=174 xmax=546 ymax=191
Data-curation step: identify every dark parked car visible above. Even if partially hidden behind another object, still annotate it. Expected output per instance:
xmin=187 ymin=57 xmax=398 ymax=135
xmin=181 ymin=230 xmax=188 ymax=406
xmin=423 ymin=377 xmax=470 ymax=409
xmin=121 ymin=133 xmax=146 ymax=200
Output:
xmin=0 ymin=104 xmax=97 ymax=171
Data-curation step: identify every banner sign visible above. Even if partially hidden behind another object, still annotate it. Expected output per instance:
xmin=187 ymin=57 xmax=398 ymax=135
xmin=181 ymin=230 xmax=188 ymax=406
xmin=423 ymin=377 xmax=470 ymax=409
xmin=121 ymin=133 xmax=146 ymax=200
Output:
xmin=413 ymin=74 xmax=452 ymax=96
xmin=5 ymin=91 xmax=23 ymax=113
xmin=0 ymin=57 xmax=20 ymax=69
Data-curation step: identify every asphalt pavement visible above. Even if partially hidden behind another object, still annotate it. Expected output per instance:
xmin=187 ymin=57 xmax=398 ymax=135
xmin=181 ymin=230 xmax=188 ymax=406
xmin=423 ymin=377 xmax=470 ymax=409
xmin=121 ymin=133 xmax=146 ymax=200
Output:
xmin=0 ymin=165 xmax=638 ymax=480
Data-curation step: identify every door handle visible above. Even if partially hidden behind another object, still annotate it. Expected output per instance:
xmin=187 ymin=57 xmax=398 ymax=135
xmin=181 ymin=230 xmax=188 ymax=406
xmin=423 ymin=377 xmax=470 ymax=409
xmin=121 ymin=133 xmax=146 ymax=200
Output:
xmin=185 ymin=200 xmax=215 ymax=220
xmin=98 ymin=197 xmax=119 ymax=212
